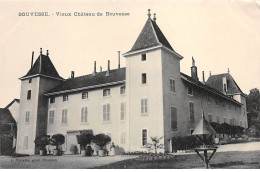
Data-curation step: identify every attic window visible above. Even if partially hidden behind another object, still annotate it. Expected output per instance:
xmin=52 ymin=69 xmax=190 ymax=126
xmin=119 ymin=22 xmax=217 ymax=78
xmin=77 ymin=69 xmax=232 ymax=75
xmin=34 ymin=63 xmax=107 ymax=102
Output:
xmin=82 ymin=92 xmax=88 ymax=99
xmin=29 ymin=79 xmax=32 ymax=83
xmin=187 ymin=86 xmax=193 ymax=96
xmin=141 ymin=54 xmax=146 ymax=61
xmin=63 ymin=94 xmax=68 ymax=102
xmin=50 ymin=97 xmax=55 ymax=104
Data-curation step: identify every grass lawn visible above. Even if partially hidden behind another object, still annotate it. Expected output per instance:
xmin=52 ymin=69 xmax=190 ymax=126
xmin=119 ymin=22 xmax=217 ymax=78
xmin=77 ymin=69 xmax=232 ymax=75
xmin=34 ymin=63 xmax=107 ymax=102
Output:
xmin=95 ymin=151 xmax=260 ymax=169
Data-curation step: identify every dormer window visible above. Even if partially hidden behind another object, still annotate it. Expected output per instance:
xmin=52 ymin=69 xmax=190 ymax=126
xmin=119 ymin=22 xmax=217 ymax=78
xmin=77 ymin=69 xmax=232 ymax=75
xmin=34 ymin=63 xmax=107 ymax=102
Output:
xmin=141 ymin=54 xmax=146 ymax=61
xmin=63 ymin=94 xmax=68 ymax=102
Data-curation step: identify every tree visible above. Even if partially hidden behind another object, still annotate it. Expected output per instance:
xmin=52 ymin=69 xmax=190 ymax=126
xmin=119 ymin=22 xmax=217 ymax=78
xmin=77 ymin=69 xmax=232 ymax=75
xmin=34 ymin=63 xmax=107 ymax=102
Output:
xmin=50 ymin=134 xmax=65 ymax=150
xmin=150 ymin=136 xmax=163 ymax=154
xmin=246 ymin=88 xmax=260 ymax=137
xmin=93 ymin=134 xmax=111 ymax=150
xmin=76 ymin=131 xmax=93 ymax=150
xmin=247 ymin=88 xmax=260 ymax=126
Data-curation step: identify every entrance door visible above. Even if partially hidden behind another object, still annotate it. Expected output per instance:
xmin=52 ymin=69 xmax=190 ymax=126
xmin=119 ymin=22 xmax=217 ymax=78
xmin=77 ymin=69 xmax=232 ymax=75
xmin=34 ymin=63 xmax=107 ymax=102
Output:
xmin=67 ymin=132 xmax=80 ymax=154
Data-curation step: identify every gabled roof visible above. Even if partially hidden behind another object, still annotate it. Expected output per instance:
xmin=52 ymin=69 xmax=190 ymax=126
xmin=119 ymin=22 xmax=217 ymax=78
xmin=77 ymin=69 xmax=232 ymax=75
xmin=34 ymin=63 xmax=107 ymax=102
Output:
xmin=206 ymin=73 xmax=245 ymax=95
xmin=5 ymin=99 xmax=20 ymax=109
xmin=45 ymin=68 xmax=126 ymax=96
xmin=180 ymin=72 xmax=242 ymax=105
xmin=127 ymin=18 xmax=174 ymax=54
xmin=20 ymin=54 xmax=63 ymax=80
xmin=0 ymin=108 xmax=16 ymax=124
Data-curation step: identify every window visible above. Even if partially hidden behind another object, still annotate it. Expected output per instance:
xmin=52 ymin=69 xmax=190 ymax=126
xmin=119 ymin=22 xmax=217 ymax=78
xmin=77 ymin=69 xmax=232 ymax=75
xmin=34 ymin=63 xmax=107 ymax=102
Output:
xmin=141 ymin=98 xmax=148 ymax=115
xmin=142 ymin=73 xmax=147 ymax=84
xmin=63 ymin=94 xmax=68 ymax=102
xmin=189 ymin=102 xmax=194 ymax=121
xmin=62 ymin=109 xmax=68 ymax=124
xmin=171 ymin=107 xmax=177 ymax=130
xmin=216 ymin=98 xmax=219 ymax=106
xmin=29 ymin=78 xmax=32 ymax=83
xmin=27 ymin=90 xmax=31 ymax=100
xmin=170 ymin=79 xmax=175 ymax=93
xmin=50 ymin=97 xmax=55 ymax=104
xmin=224 ymin=117 xmax=227 ymax=123
xmin=120 ymin=86 xmax=125 ymax=95
xmin=120 ymin=132 xmax=126 ymax=145
xmin=49 ymin=110 xmax=55 ymax=124
xmin=224 ymin=84 xmax=227 ymax=93
xmin=120 ymin=102 xmax=125 ymax=120
xmin=82 ymin=92 xmax=88 ymax=99
xmin=142 ymin=129 xmax=147 ymax=146
xmin=103 ymin=89 xmax=110 ymax=97
xmin=23 ymin=136 xmax=28 ymax=149
xmin=190 ymin=129 xmax=194 ymax=135
xmin=187 ymin=86 xmax=193 ymax=95
xmin=141 ymin=54 xmax=146 ymax=61
xmin=216 ymin=116 xmax=220 ymax=124
xmin=81 ymin=107 xmax=88 ymax=123
xmin=25 ymin=111 xmax=30 ymax=123
xmin=207 ymin=95 xmax=211 ymax=104
xmin=208 ymin=115 xmax=212 ymax=123
xmin=103 ymin=104 xmax=110 ymax=122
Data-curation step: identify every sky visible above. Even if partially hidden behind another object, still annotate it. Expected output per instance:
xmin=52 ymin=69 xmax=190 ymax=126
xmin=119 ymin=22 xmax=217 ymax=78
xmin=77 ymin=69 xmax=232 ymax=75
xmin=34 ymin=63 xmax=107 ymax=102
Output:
xmin=0 ymin=0 xmax=260 ymax=107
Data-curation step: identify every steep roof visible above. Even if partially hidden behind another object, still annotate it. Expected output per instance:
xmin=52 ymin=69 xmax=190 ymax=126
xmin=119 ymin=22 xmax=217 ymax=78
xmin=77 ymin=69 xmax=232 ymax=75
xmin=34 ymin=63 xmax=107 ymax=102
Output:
xmin=192 ymin=113 xmax=216 ymax=135
xmin=21 ymin=54 xmax=63 ymax=80
xmin=5 ymin=99 xmax=20 ymax=109
xmin=0 ymin=108 xmax=16 ymax=124
xmin=127 ymin=18 xmax=174 ymax=53
xmin=180 ymin=72 xmax=242 ymax=105
xmin=206 ymin=73 xmax=245 ymax=95
xmin=45 ymin=68 xmax=126 ymax=95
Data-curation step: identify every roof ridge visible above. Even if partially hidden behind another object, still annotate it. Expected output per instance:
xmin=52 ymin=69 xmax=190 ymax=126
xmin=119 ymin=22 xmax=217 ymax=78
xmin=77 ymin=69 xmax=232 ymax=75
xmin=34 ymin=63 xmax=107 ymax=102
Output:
xmin=66 ymin=67 xmax=126 ymax=81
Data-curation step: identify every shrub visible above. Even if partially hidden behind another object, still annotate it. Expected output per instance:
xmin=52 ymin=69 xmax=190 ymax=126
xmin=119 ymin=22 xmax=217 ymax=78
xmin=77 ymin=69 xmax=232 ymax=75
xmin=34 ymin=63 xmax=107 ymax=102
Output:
xmin=76 ymin=131 xmax=94 ymax=150
xmin=50 ymin=134 xmax=65 ymax=150
xmin=34 ymin=135 xmax=50 ymax=150
xmin=93 ymin=133 xmax=111 ymax=150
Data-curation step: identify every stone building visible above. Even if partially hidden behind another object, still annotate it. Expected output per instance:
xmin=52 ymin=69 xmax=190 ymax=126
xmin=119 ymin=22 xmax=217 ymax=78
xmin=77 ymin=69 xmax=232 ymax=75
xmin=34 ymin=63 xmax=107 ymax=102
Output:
xmin=16 ymin=10 xmax=247 ymax=155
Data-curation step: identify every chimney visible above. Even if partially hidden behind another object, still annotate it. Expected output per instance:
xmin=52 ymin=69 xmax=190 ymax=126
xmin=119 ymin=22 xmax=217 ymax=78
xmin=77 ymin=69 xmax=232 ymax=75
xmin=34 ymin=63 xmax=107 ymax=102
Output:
xmin=209 ymin=71 xmax=211 ymax=76
xmin=106 ymin=60 xmax=110 ymax=76
xmin=190 ymin=57 xmax=199 ymax=80
xmin=31 ymin=51 xmax=34 ymax=68
xmin=118 ymin=51 xmax=120 ymax=69
xmin=71 ymin=71 xmax=74 ymax=78
xmin=147 ymin=9 xmax=151 ymax=18
xmin=92 ymin=61 xmax=97 ymax=75
xmin=39 ymin=48 xmax=42 ymax=73
xmin=153 ymin=13 xmax=156 ymax=23
xmin=46 ymin=50 xmax=49 ymax=56
xmin=202 ymin=71 xmax=205 ymax=84
xmin=100 ymin=66 xmax=102 ymax=72
xmin=228 ymin=68 xmax=230 ymax=73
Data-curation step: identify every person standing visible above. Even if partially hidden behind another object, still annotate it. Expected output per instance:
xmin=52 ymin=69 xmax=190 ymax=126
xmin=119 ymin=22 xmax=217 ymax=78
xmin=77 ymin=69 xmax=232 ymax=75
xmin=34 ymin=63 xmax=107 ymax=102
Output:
xmin=110 ymin=142 xmax=115 ymax=156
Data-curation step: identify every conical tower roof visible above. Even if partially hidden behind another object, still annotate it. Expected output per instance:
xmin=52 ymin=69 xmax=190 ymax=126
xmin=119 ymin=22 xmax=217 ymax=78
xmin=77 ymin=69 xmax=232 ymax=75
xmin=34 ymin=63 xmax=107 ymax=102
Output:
xmin=20 ymin=52 xmax=63 ymax=80
xmin=192 ymin=112 xmax=216 ymax=135
xmin=127 ymin=11 xmax=174 ymax=54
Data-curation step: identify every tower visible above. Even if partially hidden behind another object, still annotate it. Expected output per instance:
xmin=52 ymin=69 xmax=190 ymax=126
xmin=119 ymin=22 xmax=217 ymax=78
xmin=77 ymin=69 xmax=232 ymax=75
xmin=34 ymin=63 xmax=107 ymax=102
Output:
xmin=123 ymin=10 xmax=183 ymax=152
xmin=16 ymin=49 xmax=64 ymax=155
